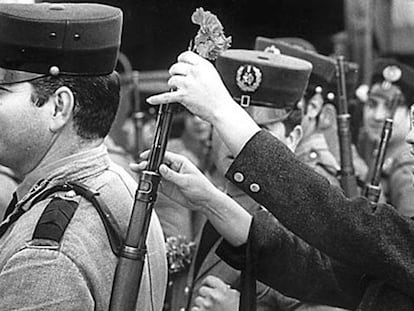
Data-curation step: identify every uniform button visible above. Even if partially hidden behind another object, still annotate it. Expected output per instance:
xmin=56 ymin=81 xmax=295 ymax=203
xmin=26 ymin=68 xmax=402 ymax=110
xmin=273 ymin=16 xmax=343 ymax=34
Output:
xmin=249 ymin=183 xmax=260 ymax=193
xmin=309 ymin=151 xmax=318 ymax=160
xmin=184 ymin=286 xmax=190 ymax=294
xmin=233 ymin=172 xmax=244 ymax=183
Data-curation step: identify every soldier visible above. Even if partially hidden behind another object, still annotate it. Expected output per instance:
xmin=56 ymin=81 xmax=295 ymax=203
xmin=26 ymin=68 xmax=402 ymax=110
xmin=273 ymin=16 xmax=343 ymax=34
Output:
xmin=358 ymin=58 xmax=414 ymax=217
xmin=0 ymin=3 xmax=166 ymax=310
xmin=255 ymin=37 xmax=367 ymax=187
xmin=146 ymin=50 xmax=414 ymax=310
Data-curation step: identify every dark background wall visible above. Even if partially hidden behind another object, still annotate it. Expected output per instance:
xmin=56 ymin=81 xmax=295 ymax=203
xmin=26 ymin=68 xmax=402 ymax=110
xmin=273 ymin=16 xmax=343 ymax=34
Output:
xmin=55 ymin=0 xmax=344 ymax=70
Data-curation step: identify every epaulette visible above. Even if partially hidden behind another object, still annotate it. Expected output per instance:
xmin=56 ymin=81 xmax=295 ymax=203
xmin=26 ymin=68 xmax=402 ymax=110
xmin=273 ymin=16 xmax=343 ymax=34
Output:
xmin=28 ymin=182 xmax=123 ymax=256
xmin=31 ymin=197 xmax=78 ymax=245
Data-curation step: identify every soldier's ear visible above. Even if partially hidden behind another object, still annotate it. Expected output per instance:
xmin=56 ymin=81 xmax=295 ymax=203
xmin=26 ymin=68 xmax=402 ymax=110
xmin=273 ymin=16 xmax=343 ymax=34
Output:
xmin=318 ymin=103 xmax=336 ymax=130
xmin=49 ymin=86 xmax=75 ymax=133
xmin=287 ymin=124 xmax=303 ymax=151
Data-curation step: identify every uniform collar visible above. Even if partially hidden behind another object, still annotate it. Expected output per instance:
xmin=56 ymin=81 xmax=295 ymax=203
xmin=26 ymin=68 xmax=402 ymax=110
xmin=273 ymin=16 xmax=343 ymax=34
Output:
xmin=16 ymin=144 xmax=109 ymax=205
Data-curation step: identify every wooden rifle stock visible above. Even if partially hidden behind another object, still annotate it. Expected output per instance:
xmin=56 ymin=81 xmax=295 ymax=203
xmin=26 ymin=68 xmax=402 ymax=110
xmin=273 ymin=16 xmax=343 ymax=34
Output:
xmin=109 ymin=102 xmax=176 ymax=311
xmin=336 ymin=56 xmax=358 ymax=198
xmin=363 ymin=93 xmax=401 ymax=202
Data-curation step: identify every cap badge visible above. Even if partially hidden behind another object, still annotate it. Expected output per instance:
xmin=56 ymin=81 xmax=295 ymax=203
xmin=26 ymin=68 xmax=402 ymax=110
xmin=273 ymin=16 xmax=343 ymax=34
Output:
xmin=383 ymin=65 xmax=402 ymax=83
xmin=236 ymin=65 xmax=262 ymax=93
xmin=263 ymin=45 xmax=281 ymax=55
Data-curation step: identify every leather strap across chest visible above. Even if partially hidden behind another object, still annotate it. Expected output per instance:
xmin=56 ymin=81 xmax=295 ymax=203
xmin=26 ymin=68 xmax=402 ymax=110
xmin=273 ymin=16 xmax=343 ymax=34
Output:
xmin=1 ymin=181 xmax=123 ymax=257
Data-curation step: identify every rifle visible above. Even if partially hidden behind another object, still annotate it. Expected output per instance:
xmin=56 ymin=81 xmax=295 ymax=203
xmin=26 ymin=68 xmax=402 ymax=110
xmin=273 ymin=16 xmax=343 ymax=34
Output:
xmin=109 ymin=100 xmax=176 ymax=311
xmin=363 ymin=92 xmax=402 ymax=202
xmin=109 ymin=8 xmax=231 ymax=311
xmin=335 ymin=56 xmax=358 ymax=198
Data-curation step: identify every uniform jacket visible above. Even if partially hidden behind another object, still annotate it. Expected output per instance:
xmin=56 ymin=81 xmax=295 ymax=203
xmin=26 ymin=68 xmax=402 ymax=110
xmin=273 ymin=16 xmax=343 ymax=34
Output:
xmin=0 ymin=145 xmax=167 ymax=311
xmin=221 ymin=130 xmax=414 ymax=311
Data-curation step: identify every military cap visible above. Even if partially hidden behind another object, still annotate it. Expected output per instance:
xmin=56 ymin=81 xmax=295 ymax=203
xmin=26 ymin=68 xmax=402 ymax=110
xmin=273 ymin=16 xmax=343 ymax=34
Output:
xmin=369 ymin=58 xmax=414 ymax=105
xmin=0 ymin=2 xmax=122 ymax=84
xmin=216 ymin=49 xmax=312 ymax=112
xmin=254 ymin=36 xmax=359 ymax=101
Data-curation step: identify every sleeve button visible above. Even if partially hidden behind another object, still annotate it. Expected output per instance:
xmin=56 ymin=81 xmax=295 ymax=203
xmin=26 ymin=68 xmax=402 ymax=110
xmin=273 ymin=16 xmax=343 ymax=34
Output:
xmin=233 ymin=172 xmax=244 ymax=183
xmin=249 ymin=183 xmax=260 ymax=193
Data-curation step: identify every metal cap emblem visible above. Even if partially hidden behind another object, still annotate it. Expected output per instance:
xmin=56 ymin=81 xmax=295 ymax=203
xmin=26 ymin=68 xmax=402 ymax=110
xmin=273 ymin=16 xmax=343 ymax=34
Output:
xmin=236 ymin=65 xmax=262 ymax=92
xmin=263 ymin=45 xmax=281 ymax=55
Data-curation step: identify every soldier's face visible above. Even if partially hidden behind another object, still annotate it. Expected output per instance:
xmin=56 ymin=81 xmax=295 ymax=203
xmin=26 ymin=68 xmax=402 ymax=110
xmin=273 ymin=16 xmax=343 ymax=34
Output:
xmin=363 ymin=95 xmax=410 ymax=142
xmin=0 ymin=82 xmax=52 ymax=176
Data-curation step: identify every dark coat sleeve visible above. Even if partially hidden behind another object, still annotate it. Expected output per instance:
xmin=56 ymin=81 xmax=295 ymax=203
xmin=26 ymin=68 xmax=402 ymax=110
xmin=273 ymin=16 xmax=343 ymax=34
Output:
xmin=224 ymin=130 xmax=414 ymax=298
xmin=217 ymin=210 xmax=364 ymax=309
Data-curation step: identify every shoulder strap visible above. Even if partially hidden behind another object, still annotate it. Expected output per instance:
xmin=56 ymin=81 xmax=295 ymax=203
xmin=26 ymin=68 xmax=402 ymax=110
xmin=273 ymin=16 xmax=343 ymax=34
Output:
xmin=30 ymin=181 xmax=124 ymax=256
xmin=32 ymin=198 xmax=78 ymax=243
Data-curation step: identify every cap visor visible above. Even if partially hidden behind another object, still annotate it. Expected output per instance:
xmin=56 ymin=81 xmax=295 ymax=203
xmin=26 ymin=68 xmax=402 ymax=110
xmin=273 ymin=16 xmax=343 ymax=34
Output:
xmin=0 ymin=68 xmax=44 ymax=85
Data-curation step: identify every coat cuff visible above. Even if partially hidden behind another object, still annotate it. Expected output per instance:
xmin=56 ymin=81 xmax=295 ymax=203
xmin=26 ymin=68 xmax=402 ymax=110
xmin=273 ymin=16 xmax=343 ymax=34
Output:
xmin=216 ymin=210 xmax=283 ymax=270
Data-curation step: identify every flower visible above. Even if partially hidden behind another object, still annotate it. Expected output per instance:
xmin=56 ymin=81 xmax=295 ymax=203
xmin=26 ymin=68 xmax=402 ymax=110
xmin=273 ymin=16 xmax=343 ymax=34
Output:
xmin=165 ymin=235 xmax=196 ymax=274
xmin=191 ymin=7 xmax=231 ymax=61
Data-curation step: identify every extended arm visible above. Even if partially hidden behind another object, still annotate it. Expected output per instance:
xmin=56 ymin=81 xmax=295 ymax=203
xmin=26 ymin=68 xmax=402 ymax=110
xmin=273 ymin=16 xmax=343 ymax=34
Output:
xmin=225 ymin=130 xmax=414 ymax=297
